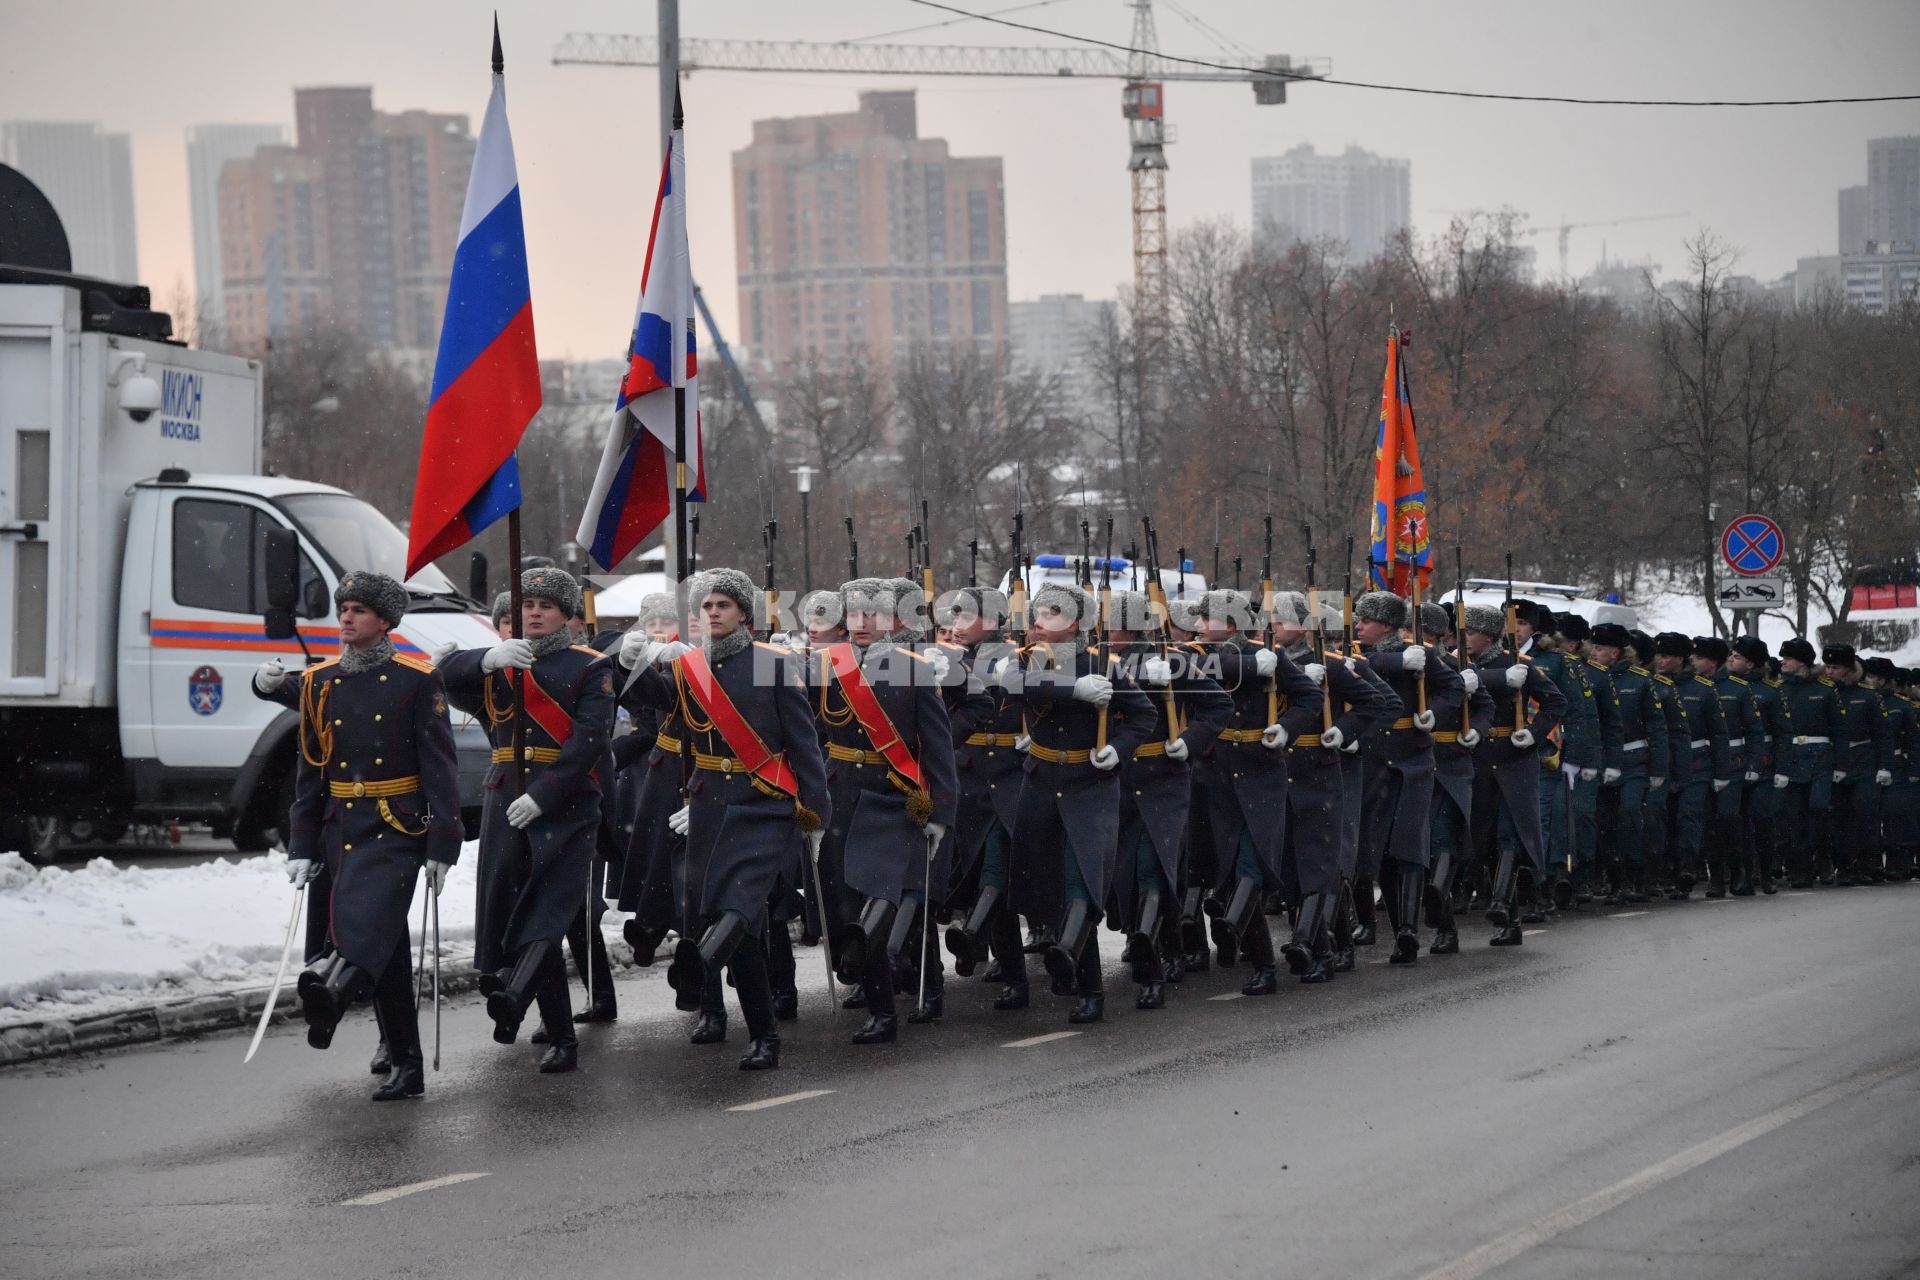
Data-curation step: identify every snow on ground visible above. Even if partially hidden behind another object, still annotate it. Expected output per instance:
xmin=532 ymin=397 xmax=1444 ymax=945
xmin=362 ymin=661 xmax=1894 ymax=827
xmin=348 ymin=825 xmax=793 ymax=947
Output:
xmin=0 ymin=844 xmax=489 ymax=1028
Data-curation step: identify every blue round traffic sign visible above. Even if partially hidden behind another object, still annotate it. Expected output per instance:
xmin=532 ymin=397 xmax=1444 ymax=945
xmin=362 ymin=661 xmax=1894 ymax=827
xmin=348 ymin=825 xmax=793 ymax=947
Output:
xmin=1721 ymin=514 xmax=1784 ymax=576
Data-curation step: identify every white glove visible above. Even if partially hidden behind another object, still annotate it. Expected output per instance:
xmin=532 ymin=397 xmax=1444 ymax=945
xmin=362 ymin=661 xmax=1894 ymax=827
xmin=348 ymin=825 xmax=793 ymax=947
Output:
xmin=483 ymin=638 xmax=534 ymax=672
xmin=1461 ymin=669 xmax=1480 ymax=695
xmin=428 ymin=638 xmax=459 ymax=666
xmin=654 ymin=640 xmax=693 ymax=666
xmin=926 ymin=648 xmax=952 ymax=684
xmin=1260 ymin=723 xmax=1288 ymax=750
xmin=1414 ymin=709 xmax=1436 ymax=731
xmin=1140 ymin=656 xmax=1173 ymax=686
xmin=619 ymin=630 xmax=653 ymax=669
xmin=1773 ymin=773 xmax=1789 ymax=790
xmin=1579 ymin=767 xmax=1598 ymax=783
xmin=1511 ymin=727 xmax=1535 ymax=750
xmin=422 ymin=860 xmax=450 ymax=896
xmin=506 ymin=793 xmax=542 ymax=829
xmin=668 ymin=804 xmax=690 ymax=836
xmin=1876 ymin=768 xmax=1894 ymax=787
xmin=1505 ymin=665 xmax=1529 ymax=690
xmin=1401 ymin=645 xmax=1426 ymax=672
xmin=1320 ymin=725 xmax=1345 ymax=751
xmin=1305 ymin=663 xmax=1327 ymax=686
xmin=1342 ymin=736 xmax=1362 ymax=754
xmin=1091 ymin=744 xmax=1120 ymax=771
xmin=253 ymin=659 xmax=287 ymax=693
xmin=1014 ymin=733 xmax=1031 ymax=753
xmin=285 ymin=857 xmax=320 ymax=886
xmin=804 ymin=829 xmax=823 ymax=861
xmin=1603 ymin=767 xmax=1622 ymax=785
xmin=992 ymin=656 xmax=1022 ymax=692
xmin=1164 ymin=736 xmax=1189 ymax=761
xmin=1460 ymin=728 xmax=1482 ymax=748
xmin=1252 ymin=648 xmax=1278 ymax=677
xmin=1650 ymin=776 xmax=1666 ymax=790
xmin=1744 ymin=770 xmax=1760 ymax=783
xmin=1713 ymin=778 xmax=1730 ymax=793
xmin=1073 ymin=674 xmax=1114 ymax=706
xmin=1833 ymin=770 xmax=1847 ymax=785
xmin=924 ymin=821 xmax=948 ymax=847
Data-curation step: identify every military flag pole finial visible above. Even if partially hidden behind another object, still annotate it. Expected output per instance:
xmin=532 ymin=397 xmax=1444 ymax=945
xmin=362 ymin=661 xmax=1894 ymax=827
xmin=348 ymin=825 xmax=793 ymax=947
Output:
xmin=491 ymin=12 xmax=503 ymax=75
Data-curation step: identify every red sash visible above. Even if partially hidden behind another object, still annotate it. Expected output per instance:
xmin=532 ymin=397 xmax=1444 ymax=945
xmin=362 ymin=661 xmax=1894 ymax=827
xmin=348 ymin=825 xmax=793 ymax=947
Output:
xmin=825 ymin=642 xmax=926 ymax=790
xmin=515 ymin=670 xmax=574 ymax=746
xmin=677 ymin=649 xmax=801 ymax=799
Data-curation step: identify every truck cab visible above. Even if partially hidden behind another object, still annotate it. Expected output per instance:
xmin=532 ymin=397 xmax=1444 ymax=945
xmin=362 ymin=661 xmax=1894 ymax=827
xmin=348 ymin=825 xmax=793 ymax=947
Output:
xmin=0 ymin=264 xmax=495 ymax=860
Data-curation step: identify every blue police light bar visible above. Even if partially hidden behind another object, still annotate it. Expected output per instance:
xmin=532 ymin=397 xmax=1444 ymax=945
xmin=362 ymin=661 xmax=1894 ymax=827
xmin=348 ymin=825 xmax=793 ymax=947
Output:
xmin=1183 ymin=558 xmax=1194 ymax=572
xmin=1032 ymin=554 xmax=1132 ymax=570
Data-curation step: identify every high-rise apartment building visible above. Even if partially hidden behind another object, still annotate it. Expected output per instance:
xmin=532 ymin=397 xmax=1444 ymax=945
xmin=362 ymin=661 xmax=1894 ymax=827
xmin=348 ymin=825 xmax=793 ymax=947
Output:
xmin=1 ymin=120 xmax=138 ymax=279
xmin=1839 ymin=184 xmax=1869 ymax=254
xmin=1009 ymin=293 xmax=1114 ymax=418
xmin=1251 ymin=143 xmax=1410 ymax=261
xmin=732 ymin=90 xmax=1007 ymax=369
xmin=186 ymin=124 xmax=287 ymax=327
xmin=217 ymin=88 xmax=473 ymax=353
xmin=1866 ymin=137 xmax=1920 ymax=251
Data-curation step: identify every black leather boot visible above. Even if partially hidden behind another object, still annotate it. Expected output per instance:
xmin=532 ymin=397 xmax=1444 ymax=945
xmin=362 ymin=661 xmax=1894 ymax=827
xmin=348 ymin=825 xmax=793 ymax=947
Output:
xmin=946 ymin=885 xmax=999 ymax=977
xmin=486 ymin=941 xmax=554 ymax=1045
xmin=738 ymin=1034 xmax=780 ymax=1071
xmin=368 ymin=1001 xmax=391 ymax=1073
xmin=1044 ymin=899 xmax=1095 ymax=995
xmin=836 ymin=898 xmax=896 ymax=986
xmin=534 ymin=969 xmax=578 ymax=1073
xmin=623 ymin=917 xmax=665 ymax=967
xmin=1210 ymin=875 xmax=1259 ymax=967
xmin=993 ymin=981 xmax=1030 ymax=1010
xmin=1351 ymin=875 xmax=1377 ymax=945
xmin=885 ymin=897 xmax=924 ymax=994
xmin=1390 ymin=866 xmax=1425 ymax=964
xmin=1281 ymin=891 xmax=1327 ymax=975
xmin=666 ymin=938 xmax=704 ymax=1012
xmin=1333 ymin=881 xmax=1359 ymax=972
xmin=852 ymin=1013 xmax=898 ymax=1044
xmin=1128 ymin=889 xmax=1164 ymax=984
xmin=689 ymin=1011 xmax=728 ymax=1044
xmin=771 ymin=989 xmax=799 ymax=1021
xmin=1239 ymin=916 xmax=1278 ymax=995
xmin=369 ymin=976 xmax=424 ymax=1101
xmin=298 ymin=955 xmax=370 ymax=1051
xmin=1068 ymin=938 xmax=1104 ymax=1023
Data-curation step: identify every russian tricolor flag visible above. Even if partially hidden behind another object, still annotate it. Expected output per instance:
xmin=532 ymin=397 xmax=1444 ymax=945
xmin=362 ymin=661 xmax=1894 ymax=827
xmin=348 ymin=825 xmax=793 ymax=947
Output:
xmin=576 ymin=107 xmax=704 ymax=573
xmin=405 ymin=33 xmax=541 ymax=579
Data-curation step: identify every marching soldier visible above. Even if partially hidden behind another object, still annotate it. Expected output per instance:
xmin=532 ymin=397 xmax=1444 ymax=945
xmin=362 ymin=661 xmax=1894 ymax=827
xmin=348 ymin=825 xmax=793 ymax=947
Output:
xmin=1633 ymin=630 xmax=1690 ymax=898
xmin=816 ymin=577 xmax=958 ymax=1043
xmin=441 ymin=566 xmax=614 ymax=1074
xmin=1650 ymin=633 xmax=1730 ymax=899
xmin=1588 ymin=623 xmax=1667 ymax=903
xmin=620 ymin=568 xmax=831 ymax=1070
xmin=998 ymin=582 xmax=1156 ymax=1020
xmin=1528 ymin=607 xmax=1606 ymax=909
xmin=1776 ymin=638 xmax=1841 ymax=888
xmin=1694 ymin=637 xmax=1762 ymax=897
xmin=1557 ymin=612 xmax=1624 ymax=904
xmin=1420 ymin=601 xmax=1492 ymax=952
xmin=1729 ymin=636 xmax=1788 ymax=894
xmin=1274 ymin=592 xmax=1396 ymax=976
xmin=1188 ymin=589 xmax=1323 ymax=993
xmin=279 ymin=572 xmax=461 ymax=1101
xmin=1335 ymin=607 xmax=1398 ymax=958
xmin=1353 ymin=590 xmax=1464 ymax=963
xmin=1829 ymin=647 xmax=1894 ymax=884
xmin=1462 ymin=605 xmax=1567 ymax=942
xmin=1105 ymin=589 xmax=1232 ymax=1008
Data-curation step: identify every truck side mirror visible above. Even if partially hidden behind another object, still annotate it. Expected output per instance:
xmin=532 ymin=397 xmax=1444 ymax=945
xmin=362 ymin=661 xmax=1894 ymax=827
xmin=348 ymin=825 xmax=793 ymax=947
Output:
xmin=263 ymin=527 xmax=301 ymax=639
xmin=468 ymin=551 xmax=489 ymax=604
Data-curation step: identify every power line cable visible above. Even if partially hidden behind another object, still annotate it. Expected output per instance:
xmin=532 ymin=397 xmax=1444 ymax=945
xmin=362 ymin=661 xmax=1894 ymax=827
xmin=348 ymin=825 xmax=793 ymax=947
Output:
xmin=902 ymin=0 xmax=1920 ymax=105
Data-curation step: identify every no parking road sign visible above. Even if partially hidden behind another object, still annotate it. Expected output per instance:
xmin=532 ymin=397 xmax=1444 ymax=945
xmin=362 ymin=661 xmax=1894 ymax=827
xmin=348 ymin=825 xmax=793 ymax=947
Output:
xmin=1721 ymin=514 xmax=1785 ymax=577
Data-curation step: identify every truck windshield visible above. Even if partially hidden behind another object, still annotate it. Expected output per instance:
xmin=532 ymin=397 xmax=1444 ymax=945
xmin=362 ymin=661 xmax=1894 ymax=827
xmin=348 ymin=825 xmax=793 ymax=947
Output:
xmin=274 ymin=492 xmax=458 ymax=599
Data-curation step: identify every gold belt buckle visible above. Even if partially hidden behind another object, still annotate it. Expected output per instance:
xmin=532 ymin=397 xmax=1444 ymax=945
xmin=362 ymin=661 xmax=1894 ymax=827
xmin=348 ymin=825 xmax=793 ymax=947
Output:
xmin=722 ymin=758 xmax=736 ymax=774
xmin=524 ymin=746 xmax=537 ymax=761
xmin=352 ymin=781 xmax=366 ymax=798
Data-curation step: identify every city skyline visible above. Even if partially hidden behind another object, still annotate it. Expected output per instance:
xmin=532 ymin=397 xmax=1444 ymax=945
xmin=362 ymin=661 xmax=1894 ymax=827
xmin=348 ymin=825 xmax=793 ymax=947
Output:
xmin=2 ymin=0 xmax=1917 ymax=356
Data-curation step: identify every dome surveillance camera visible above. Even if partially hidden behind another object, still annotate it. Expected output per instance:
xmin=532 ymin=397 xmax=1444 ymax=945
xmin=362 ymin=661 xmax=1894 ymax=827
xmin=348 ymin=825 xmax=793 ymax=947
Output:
xmin=120 ymin=371 xmax=162 ymax=423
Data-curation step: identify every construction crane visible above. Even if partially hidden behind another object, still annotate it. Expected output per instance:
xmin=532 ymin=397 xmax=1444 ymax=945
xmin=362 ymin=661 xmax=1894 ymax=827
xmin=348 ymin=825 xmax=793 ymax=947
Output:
xmin=1519 ymin=212 xmax=1691 ymax=280
xmin=552 ymin=6 xmax=1327 ymax=343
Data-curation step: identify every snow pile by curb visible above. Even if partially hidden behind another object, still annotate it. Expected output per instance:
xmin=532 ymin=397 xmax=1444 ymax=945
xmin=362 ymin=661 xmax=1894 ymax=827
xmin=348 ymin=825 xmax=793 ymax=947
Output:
xmin=0 ymin=846 xmax=483 ymax=1029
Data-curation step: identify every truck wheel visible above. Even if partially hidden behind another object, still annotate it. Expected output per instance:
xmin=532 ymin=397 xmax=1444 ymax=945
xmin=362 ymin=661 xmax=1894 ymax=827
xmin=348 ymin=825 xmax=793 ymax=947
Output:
xmin=23 ymin=817 xmax=66 ymax=867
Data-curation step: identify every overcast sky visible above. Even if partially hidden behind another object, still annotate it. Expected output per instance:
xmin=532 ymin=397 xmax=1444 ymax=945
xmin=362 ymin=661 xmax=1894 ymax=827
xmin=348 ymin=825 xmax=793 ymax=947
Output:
xmin=4 ymin=0 xmax=1917 ymax=358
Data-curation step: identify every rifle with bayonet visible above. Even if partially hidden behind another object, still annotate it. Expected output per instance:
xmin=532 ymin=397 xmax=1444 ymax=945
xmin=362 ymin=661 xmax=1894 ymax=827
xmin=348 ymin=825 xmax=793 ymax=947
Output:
xmin=1456 ymin=545 xmax=1471 ymax=735
xmin=1097 ymin=515 xmax=1114 ymax=753
xmin=762 ymin=520 xmax=778 ymax=641
xmin=1142 ymin=517 xmax=1183 ymax=739
xmin=1505 ymin=550 xmax=1524 ymax=731
xmin=845 ymin=516 xmax=858 ymax=581
xmin=1305 ymin=523 xmax=1332 ymax=732
xmin=1261 ymin=516 xmax=1278 ymax=727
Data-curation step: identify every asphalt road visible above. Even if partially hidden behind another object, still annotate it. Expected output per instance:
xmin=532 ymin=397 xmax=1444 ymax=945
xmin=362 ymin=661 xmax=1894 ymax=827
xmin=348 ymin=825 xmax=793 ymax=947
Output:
xmin=4 ymin=886 xmax=1919 ymax=1280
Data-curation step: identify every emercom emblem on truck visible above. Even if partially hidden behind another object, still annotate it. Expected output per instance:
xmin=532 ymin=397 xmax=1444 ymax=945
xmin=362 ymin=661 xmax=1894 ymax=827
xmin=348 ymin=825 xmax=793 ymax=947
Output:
xmin=188 ymin=664 xmax=223 ymax=716
xmin=160 ymin=367 xmax=203 ymax=441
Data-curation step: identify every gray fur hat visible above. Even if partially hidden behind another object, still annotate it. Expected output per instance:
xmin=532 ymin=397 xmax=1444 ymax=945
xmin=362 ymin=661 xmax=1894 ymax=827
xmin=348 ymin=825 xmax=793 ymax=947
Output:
xmin=1167 ymin=595 xmax=1205 ymax=632
xmin=1271 ymin=590 xmax=1311 ymax=630
xmin=1419 ymin=602 xmax=1452 ymax=636
xmin=1108 ymin=589 xmax=1158 ymax=633
xmin=637 ymin=591 xmax=678 ymax=626
xmin=888 ymin=577 xmax=928 ymax=631
xmin=691 ymin=567 xmax=756 ymax=615
xmin=1463 ymin=604 xmax=1507 ymax=638
xmin=938 ymin=587 xmax=1009 ymax=627
xmin=1318 ymin=601 xmax=1345 ymax=633
xmin=489 ymin=589 xmax=513 ymax=629
xmin=1196 ymin=588 xmax=1253 ymax=628
xmin=521 ymin=565 xmax=582 ymax=618
xmin=336 ymin=570 xmax=408 ymax=628
xmin=840 ymin=576 xmax=904 ymax=617
xmin=1030 ymin=582 xmax=1096 ymax=629
xmin=1354 ymin=590 xmax=1409 ymax=629
xmin=798 ymin=589 xmax=845 ymax=629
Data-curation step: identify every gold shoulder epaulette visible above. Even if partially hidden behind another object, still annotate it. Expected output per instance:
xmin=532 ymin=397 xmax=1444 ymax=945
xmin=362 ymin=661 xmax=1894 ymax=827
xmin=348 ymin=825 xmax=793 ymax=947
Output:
xmin=1695 ymin=675 xmax=1715 ymax=687
xmin=1654 ymin=673 xmax=1675 ymax=686
xmin=570 ymin=644 xmax=607 ymax=659
xmin=1730 ymin=674 xmax=1749 ymax=686
xmin=392 ymin=653 xmax=434 ymax=674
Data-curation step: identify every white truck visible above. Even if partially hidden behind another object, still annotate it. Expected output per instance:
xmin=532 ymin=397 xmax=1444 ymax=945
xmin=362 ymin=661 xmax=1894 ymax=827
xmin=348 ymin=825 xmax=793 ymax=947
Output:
xmin=0 ymin=266 xmax=498 ymax=861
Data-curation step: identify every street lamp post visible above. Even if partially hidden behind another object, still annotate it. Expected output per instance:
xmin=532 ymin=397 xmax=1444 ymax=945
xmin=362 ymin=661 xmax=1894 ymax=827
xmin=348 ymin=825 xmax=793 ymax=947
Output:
xmin=793 ymin=464 xmax=817 ymax=594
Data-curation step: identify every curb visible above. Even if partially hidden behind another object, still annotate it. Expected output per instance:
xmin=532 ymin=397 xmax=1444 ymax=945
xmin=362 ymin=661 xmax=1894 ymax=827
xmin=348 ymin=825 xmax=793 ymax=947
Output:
xmin=1 ymin=937 xmax=651 ymax=1066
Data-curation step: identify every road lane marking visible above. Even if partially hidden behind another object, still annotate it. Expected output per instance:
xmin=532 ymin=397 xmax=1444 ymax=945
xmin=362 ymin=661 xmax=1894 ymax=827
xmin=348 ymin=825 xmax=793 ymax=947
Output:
xmin=1003 ymin=1031 xmax=1081 ymax=1048
xmin=1208 ymin=992 xmax=1245 ymax=1001
xmin=341 ymin=1172 xmax=491 ymax=1206
xmin=1524 ymin=929 xmax=1546 ymax=936
xmin=727 ymin=1089 xmax=835 ymax=1113
xmin=1607 ymin=911 xmax=1650 ymax=918
xmin=1416 ymin=1055 xmax=1919 ymax=1280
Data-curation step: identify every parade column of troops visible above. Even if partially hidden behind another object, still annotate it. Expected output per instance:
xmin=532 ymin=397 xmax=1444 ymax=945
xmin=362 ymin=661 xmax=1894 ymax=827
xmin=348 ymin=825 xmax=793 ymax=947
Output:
xmin=253 ymin=543 xmax=1920 ymax=1098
